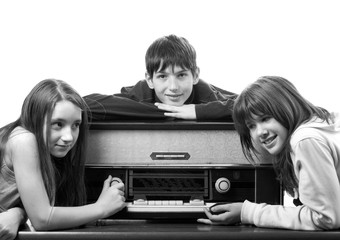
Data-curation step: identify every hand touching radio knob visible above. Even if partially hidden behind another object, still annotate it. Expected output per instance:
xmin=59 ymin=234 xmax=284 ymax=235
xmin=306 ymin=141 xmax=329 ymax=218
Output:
xmin=215 ymin=177 xmax=231 ymax=193
xmin=110 ymin=177 xmax=123 ymax=186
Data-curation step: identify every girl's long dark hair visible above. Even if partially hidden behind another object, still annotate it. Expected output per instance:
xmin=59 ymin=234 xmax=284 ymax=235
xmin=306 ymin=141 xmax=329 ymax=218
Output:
xmin=0 ymin=79 xmax=88 ymax=206
xmin=232 ymin=76 xmax=331 ymax=195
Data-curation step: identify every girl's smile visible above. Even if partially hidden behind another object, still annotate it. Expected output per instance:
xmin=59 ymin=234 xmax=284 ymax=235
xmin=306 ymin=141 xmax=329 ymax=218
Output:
xmin=247 ymin=114 xmax=288 ymax=156
xmin=261 ymin=135 xmax=277 ymax=148
xmin=44 ymin=100 xmax=82 ymax=158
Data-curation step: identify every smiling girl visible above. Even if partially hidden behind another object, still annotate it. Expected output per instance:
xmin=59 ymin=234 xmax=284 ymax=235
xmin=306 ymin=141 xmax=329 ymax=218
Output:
xmin=198 ymin=76 xmax=340 ymax=230
xmin=0 ymin=79 xmax=126 ymax=236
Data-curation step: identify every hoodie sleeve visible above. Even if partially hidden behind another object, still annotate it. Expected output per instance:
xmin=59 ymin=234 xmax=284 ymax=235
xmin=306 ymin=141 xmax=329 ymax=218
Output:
xmin=241 ymin=136 xmax=340 ymax=230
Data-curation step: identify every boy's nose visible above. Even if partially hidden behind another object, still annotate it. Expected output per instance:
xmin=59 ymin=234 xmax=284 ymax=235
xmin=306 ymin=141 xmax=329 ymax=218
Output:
xmin=168 ymin=76 xmax=179 ymax=91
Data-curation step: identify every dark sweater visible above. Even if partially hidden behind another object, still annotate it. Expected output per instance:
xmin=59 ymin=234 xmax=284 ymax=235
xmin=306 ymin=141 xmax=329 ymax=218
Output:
xmin=83 ymin=79 xmax=237 ymax=121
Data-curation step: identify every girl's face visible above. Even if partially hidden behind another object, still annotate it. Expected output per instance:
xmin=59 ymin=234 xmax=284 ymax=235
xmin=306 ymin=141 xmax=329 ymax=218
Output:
xmin=44 ymin=100 xmax=82 ymax=158
xmin=246 ymin=114 xmax=288 ymax=156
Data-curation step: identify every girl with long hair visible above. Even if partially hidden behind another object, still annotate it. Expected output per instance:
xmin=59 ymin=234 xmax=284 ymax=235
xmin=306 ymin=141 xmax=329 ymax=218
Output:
xmin=0 ymin=79 xmax=125 ymax=238
xmin=198 ymin=76 xmax=340 ymax=230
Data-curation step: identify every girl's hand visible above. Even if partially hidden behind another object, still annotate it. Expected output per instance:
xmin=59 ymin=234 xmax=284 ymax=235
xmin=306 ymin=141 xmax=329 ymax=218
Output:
xmin=197 ymin=202 xmax=243 ymax=225
xmin=95 ymin=176 xmax=126 ymax=218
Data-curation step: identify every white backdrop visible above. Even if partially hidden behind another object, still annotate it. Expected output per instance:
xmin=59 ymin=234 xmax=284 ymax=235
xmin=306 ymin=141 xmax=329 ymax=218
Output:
xmin=0 ymin=0 xmax=339 ymax=127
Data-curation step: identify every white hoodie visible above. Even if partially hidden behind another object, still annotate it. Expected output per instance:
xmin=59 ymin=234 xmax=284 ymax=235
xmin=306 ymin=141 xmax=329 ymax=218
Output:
xmin=241 ymin=113 xmax=340 ymax=230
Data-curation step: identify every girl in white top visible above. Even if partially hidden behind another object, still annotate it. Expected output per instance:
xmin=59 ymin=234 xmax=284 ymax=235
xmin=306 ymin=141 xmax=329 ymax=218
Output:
xmin=198 ymin=76 xmax=340 ymax=230
xmin=0 ymin=79 xmax=126 ymax=238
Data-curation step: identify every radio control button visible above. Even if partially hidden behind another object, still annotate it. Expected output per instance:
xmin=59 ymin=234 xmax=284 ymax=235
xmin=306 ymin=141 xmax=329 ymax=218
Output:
xmin=189 ymin=199 xmax=204 ymax=206
xmin=133 ymin=199 xmax=147 ymax=205
xmin=110 ymin=177 xmax=123 ymax=186
xmin=215 ymin=177 xmax=231 ymax=193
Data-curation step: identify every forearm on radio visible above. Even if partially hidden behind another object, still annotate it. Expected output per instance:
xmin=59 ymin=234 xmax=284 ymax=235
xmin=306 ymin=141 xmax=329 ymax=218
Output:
xmin=20 ymin=179 xmax=125 ymax=231
xmin=195 ymin=100 xmax=234 ymax=121
xmin=241 ymin=140 xmax=340 ymax=230
xmin=83 ymin=93 xmax=170 ymax=120
xmin=12 ymin=134 xmax=125 ymax=230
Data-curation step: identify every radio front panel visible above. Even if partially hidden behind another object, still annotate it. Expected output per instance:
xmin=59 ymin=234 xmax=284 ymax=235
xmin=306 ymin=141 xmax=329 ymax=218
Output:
xmin=85 ymin=122 xmax=280 ymax=219
xmin=85 ymin=166 xmax=281 ymax=219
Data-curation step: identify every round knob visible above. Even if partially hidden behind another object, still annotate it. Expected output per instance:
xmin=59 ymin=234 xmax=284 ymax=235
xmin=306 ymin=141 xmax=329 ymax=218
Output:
xmin=110 ymin=177 xmax=123 ymax=186
xmin=215 ymin=177 xmax=231 ymax=194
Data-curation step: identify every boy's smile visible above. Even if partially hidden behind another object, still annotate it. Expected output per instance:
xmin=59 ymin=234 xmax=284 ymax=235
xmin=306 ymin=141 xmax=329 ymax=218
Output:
xmin=146 ymin=65 xmax=199 ymax=106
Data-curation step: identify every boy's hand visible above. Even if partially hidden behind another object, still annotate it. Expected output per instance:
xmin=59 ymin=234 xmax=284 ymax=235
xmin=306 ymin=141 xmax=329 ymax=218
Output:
xmin=197 ymin=202 xmax=243 ymax=225
xmin=155 ymin=103 xmax=196 ymax=120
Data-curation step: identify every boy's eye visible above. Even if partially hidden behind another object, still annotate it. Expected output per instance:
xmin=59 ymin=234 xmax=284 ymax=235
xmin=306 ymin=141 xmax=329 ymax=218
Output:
xmin=156 ymin=74 xmax=167 ymax=79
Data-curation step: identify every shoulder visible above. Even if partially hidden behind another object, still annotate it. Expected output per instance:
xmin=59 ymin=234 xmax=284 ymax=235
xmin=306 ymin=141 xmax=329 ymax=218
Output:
xmin=290 ymin=119 xmax=327 ymax=147
xmin=194 ymin=79 xmax=214 ymax=91
xmin=121 ymin=80 xmax=149 ymax=93
xmin=121 ymin=80 xmax=154 ymax=102
xmin=291 ymin=115 xmax=340 ymax=153
xmin=194 ymin=79 xmax=237 ymax=97
xmin=7 ymin=127 xmax=37 ymax=152
xmin=4 ymin=127 xmax=37 ymax=168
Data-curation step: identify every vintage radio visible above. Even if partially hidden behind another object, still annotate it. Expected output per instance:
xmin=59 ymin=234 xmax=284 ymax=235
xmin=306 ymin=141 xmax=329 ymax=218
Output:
xmin=85 ymin=121 xmax=282 ymax=219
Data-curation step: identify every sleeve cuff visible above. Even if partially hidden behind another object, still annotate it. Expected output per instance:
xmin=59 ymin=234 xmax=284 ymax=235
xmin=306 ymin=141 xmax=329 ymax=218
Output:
xmin=241 ymin=200 xmax=257 ymax=225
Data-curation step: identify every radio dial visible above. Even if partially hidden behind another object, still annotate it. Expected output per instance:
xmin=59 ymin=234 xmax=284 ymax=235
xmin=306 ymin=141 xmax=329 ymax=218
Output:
xmin=110 ymin=177 xmax=123 ymax=186
xmin=215 ymin=177 xmax=231 ymax=193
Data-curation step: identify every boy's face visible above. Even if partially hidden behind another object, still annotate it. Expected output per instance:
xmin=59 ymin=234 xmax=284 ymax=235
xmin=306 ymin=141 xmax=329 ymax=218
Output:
xmin=146 ymin=65 xmax=199 ymax=106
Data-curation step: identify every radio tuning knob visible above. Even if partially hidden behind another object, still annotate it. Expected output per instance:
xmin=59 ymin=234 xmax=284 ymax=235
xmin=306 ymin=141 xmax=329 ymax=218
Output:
xmin=215 ymin=177 xmax=231 ymax=194
xmin=110 ymin=177 xmax=123 ymax=186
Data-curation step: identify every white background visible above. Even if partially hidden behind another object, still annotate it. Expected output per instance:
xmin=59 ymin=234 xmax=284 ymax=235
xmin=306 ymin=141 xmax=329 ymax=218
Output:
xmin=0 ymin=0 xmax=339 ymax=206
xmin=0 ymin=0 xmax=339 ymax=127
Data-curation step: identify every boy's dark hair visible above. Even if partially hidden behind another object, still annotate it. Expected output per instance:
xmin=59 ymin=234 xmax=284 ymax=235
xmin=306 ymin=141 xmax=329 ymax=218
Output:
xmin=145 ymin=35 xmax=198 ymax=78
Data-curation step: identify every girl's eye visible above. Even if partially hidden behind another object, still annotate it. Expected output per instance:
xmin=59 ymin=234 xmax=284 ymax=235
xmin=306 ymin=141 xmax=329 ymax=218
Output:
xmin=73 ymin=122 xmax=81 ymax=129
xmin=51 ymin=122 xmax=63 ymax=129
xmin=262 ymin=116 xmax=272 ymax=122
xmin=245 ymin=121 xmax=255 ymax=130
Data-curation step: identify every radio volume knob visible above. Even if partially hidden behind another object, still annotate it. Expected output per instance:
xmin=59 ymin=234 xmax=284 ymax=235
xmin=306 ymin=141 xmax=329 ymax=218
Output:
xmin=110 ymin=177 xmax=123 ymax=186
xmin=215 ymin=177 xmax=231 ymax=194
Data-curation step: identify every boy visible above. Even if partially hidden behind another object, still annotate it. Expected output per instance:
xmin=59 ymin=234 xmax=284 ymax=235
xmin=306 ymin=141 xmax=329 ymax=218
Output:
xmin=84 ymin=35 xmax=237 ymax=121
